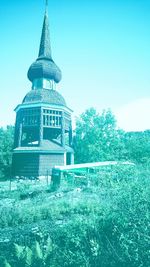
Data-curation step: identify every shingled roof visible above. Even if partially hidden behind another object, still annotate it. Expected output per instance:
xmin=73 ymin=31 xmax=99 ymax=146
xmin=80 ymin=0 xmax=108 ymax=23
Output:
xmin=22 ymin=89 xmax=66 ymax=106
xmin=38 ymin=2 xmax=52 ymax=59
xmin=13 ymin=140 xmax=74 ymax=153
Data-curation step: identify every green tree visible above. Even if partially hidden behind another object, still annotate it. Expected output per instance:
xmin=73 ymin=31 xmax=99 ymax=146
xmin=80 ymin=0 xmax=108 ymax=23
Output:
xmin=73 ymin=108 xmax=126 ymax=163
xmin=0 ymin=125 xmax=14 ymax=179
xmin=123 ymin=130 xmax=150 ymax=164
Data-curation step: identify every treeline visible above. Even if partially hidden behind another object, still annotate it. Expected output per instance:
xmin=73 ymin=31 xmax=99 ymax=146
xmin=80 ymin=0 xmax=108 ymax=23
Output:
xmin=0 ymin=108 xmax=150 ymax=179
xmin=73 ymin=108 xmax=150 ymax=164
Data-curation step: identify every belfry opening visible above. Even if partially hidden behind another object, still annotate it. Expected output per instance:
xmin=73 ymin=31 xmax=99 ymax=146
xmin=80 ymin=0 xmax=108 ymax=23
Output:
xmin=12 ymin=1 xmax=74 ymax=178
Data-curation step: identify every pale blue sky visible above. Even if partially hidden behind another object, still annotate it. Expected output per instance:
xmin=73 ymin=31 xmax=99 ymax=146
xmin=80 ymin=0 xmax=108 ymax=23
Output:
xmin=0 ymin=0 xmax=150 ymax=130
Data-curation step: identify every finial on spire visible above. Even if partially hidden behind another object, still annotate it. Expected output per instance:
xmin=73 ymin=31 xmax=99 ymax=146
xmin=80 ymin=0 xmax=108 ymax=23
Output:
xmin=45 ymin=0 xmax=48 ymax=15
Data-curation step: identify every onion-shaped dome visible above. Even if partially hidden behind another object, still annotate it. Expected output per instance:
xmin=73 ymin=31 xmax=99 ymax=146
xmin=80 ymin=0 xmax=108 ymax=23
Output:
xmin=22 ymin=89 xmax=66 ymax=106
xmin=27 ymin=57 xmax=62 ymax=83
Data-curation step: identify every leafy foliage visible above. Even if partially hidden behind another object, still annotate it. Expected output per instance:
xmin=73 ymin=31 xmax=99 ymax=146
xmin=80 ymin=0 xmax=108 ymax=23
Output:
xmin=73 ymin=108 xmax=150 ymax=164
xmin=0 ymin=126 xmax=14 ymax=179
xmin=0 ymin=238 xmax=53 ymax=267
xmin=123 ymin=130 xmax=150 ymax=163
xmin=73 ymin=108 xmax=126 ymax=163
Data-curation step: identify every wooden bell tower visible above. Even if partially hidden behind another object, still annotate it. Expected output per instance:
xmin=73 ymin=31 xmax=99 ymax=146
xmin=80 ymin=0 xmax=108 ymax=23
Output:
xmin=12 ymin=2 xmax=74 ymax=178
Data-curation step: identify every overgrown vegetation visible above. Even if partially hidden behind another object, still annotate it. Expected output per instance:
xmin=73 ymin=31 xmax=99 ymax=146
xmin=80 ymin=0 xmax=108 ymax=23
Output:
xmin=0 ymin=109 xmax=150 ymax=266
xmin=0 ymin=126 xmax=14 ymax=180
xmin=0 ymin=165 xmax=149 ymax=266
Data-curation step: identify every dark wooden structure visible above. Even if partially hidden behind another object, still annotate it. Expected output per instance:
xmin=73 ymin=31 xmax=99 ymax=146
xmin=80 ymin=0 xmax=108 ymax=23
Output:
xmin=12 ymin=3 xmax=74 ymax=178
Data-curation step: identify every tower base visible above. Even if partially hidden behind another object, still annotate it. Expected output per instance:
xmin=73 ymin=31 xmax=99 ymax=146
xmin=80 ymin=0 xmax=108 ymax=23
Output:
xmin=12 ymin=140 xmax=74 ymax=179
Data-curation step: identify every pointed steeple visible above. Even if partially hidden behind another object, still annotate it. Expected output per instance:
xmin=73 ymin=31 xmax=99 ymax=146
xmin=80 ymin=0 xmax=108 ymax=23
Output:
xmin=38 ymin=0 xmax=52 ymax=59
xmin=27 ymin=0 xmax=62 ymax=84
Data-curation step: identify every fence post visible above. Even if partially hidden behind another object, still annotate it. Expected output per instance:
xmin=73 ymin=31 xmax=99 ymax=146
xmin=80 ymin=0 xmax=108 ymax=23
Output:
xmin=9 ymin=165 xmax=12 ymax=191
xmin=51 ymin=168 xmax=61 ymax=190
xmin=86 ymin=168 xmax=90 ymax=187
xmin=9 ymin=177 xmax=12 ymax=191
xmin=46 ymin=170 xmax=49 ymax=186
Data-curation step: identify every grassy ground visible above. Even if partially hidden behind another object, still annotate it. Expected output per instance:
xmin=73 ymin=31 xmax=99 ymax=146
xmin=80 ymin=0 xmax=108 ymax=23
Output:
xmin=0 ymin=164 xmax=149 ymax=267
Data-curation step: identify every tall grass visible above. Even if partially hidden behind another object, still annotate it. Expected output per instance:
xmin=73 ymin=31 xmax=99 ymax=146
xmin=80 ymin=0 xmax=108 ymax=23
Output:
xmin=0 ymin=164 xmax=149 ymax=267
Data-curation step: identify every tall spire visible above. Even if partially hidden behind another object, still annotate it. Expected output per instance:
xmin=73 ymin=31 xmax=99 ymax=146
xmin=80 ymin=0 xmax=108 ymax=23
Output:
xmin=27 ymin=0 xmax=62 ymax=84
xmin=38 ymin=0 xmax=52 ymax=59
